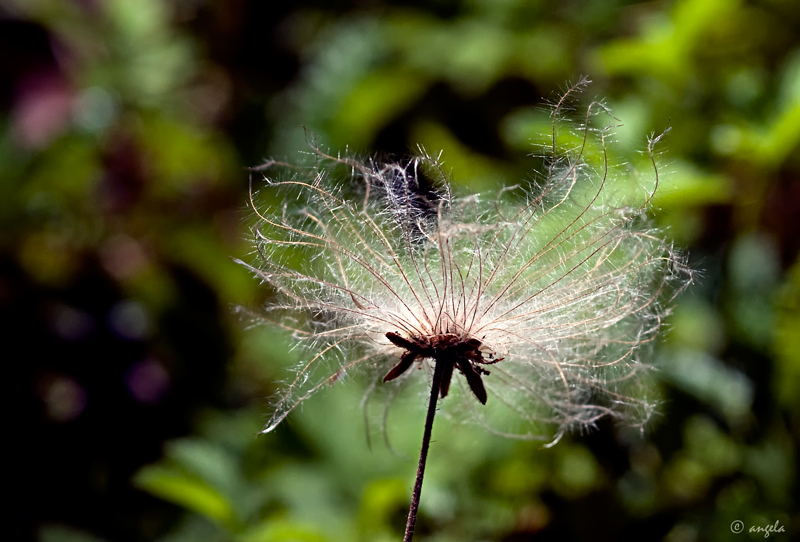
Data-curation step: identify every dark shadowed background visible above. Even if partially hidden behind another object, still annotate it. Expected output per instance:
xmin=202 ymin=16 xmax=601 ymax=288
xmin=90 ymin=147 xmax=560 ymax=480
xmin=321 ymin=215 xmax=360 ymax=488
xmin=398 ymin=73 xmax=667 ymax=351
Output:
xmin=2 ymin=0 xmax=798 ymax=541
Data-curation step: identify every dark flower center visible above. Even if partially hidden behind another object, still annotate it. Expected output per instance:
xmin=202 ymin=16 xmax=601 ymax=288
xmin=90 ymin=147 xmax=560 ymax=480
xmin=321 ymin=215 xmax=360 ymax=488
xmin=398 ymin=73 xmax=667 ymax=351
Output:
xmin=382 ymin=332 xmax=503 ymax=405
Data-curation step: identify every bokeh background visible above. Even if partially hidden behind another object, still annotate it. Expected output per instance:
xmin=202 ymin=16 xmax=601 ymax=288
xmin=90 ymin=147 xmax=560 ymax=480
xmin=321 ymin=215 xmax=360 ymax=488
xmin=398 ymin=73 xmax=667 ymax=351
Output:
xmin=4 ymin=0 xmax=798 ymax=541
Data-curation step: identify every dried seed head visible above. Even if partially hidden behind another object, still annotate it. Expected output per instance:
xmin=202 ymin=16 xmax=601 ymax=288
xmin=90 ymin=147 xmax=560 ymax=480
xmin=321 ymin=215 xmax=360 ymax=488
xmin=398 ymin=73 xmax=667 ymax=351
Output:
xmin=238 ymin=79 xmax=693 ymax=443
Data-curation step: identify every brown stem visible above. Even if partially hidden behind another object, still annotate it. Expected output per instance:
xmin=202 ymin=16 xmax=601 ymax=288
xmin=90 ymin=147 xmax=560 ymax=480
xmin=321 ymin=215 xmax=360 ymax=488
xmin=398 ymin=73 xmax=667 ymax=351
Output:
xmin=403 ymin=357 xmax=447 ymax=542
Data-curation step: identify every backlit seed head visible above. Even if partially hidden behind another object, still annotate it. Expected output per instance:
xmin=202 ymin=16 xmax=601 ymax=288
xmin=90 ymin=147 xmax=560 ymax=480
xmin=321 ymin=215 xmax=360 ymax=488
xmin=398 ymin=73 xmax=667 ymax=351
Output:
xmin=238 ymin=79 xmax=693 ymax=444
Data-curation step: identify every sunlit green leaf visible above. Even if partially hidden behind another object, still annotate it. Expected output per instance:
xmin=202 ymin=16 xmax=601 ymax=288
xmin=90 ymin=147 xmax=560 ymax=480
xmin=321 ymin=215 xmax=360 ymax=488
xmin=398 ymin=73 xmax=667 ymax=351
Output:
xmin=330 ymin=68 xmax=429 ymax=148
xmin=134 ymin=465 xmax=236 ymax=526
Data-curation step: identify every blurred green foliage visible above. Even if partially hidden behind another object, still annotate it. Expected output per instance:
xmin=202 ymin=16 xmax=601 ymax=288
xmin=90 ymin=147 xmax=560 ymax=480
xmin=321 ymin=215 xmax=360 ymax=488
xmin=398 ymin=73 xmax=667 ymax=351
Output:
xmin=4 ymin=0 xmax=799 ymax=541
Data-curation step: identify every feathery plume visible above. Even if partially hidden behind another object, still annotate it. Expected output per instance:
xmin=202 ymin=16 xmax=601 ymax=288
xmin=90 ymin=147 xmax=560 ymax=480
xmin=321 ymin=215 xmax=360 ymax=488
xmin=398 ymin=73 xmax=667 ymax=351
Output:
xmin=237 ymin=80 xmax=692 ymax=538
xmin=239 ymin=81 xmax=689 ymax=442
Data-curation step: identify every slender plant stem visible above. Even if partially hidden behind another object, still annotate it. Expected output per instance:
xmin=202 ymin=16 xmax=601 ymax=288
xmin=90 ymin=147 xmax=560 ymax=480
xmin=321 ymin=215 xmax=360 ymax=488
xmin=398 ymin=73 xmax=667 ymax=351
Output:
xmin=403 ymin=358 xmax=447 ymax=542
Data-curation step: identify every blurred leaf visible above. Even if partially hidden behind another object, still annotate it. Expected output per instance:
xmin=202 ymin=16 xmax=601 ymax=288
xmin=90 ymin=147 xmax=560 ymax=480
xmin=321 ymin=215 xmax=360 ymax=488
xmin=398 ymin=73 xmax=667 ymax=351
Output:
xmin=165 ymin=439 xmax=243 ymax=504
xmin=515 ymin=26 xmax=571 ymax=81
xmin=553 ymin=445 xmax=601 ymax=499
xmin=667 ymin=299 xmax=726 ymax=353
xmin=650 ymin=160 xmax=732 ymax=209
xmin=264 ymin=463 xmax=350 ymax=532
xmin=774 ymin=260 xmax=800 ymax=413
xmin=330 ymin=68 xmax=429 ymax=149
xmin=106 ymin=0 xmax=196 ymax=101
xmin=744 ymin=434 xmax=795 ymax=505
xmin=728 ymin=234 xmax=780 ymax=348
xmin=138 ymin=116 xmax=236 ymax=198
xmin=134 ymin=465 xmax=236 ymax=527
xmin=106 ymin=0 xmax=167 ymax=44
xmin=660 ymin=348 xmax=754 ymax=427
xmin=17 ymin=231 xmax=81 ymax=286
xmin=153 ymin=514 xmax=227 ymax=542
xmin=723 ymin=50 xmax=800 ymax=166
xmin=598 ymin=0 xmax=741 ymax=86
xmin=684 ymin=416 xmax=742 ymax=476
xmin=662 ymin=454 xmax=710 ymax=503
xmin=490 ymin=454 xmax=546 ymax=497
xmin=410 ymin=121 xmax=509 ymax=192
xmin=357 ymin=479 xmax=408 ymax=539
xmin=750 ymin=99 xmax=800 ymax=166
xmin=388 ymin=13 xmax=512 ymax=95
xmin=38 ymin=525 xmax=105 ymax=542
xmin=240 ymin=519 xmax=330 ymax=542
xmin=164 ymin=225 xmax=254 ymax=304
xmin=597 ymin=15 xmax=682 ymax=83
xmin=21 ymin=136 xmax=100 ymax=215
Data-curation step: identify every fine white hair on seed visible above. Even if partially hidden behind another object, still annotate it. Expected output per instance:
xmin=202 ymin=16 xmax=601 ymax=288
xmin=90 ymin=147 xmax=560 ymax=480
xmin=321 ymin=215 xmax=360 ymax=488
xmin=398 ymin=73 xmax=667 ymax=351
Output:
xmin=237 ymin=78 xmax=693 ymax=444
